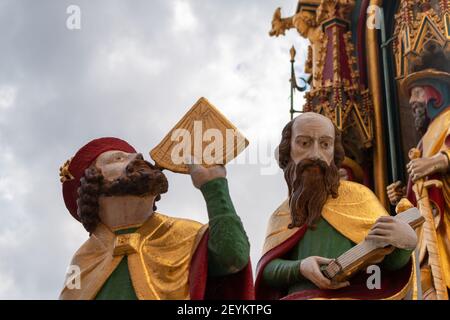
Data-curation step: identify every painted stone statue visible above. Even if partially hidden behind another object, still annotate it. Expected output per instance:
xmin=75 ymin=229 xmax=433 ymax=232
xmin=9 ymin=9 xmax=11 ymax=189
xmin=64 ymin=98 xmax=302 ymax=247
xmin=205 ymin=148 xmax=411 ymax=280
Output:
xmin=387 ymin=68 xmax=450 ymax=299
xmin=386 ymin=0 xmax=450 ymax=298
xmin=255 ymin=113 xmax=418 ymax=300
xmin=59 ymin=137 xmax=253 ymax=300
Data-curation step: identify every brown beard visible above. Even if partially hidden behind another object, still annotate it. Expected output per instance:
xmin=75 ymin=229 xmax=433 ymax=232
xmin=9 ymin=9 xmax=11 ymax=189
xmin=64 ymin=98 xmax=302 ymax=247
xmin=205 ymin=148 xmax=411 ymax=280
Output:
xmin=411 ymin=101 xmax=429 ymax=134
xmin=101 ymin=158 xmax=168 ymax=197
xmin=285 ymin=159 xmax=340 ymax=229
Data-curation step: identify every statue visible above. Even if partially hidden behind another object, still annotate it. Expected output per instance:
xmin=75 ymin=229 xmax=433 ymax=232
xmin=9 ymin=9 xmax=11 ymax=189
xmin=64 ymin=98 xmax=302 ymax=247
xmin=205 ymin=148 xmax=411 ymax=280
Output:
xmin=386 ymin=59 xmax=450 ymax=300
xmin=58 ymin=137 xmax=253 ymax=299
xmin=269 ymin=0 xmax=377 ymax=201
xmin=387 ymin=69 xmax=450 ymax=300
xmin=255 ymin=112 xmax=418 ymax=300
xmin=386 ymin=0 xmax=450 ymax=300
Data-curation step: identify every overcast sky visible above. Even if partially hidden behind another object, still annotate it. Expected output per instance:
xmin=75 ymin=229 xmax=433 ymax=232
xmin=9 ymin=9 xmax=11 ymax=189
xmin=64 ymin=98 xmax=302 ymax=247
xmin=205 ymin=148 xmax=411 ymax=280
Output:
xmin=0 ymin=0 xmax=308 ymax=299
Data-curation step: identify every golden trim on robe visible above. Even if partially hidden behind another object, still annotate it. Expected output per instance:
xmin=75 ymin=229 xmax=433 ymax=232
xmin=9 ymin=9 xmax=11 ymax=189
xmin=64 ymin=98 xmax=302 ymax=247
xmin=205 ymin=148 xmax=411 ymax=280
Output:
xmin=261 ymin=180 xmax=412 ymax=300
xmin=60 ymin=213 xmax=207 ymax=300
xmin=419 ymin=108 xmax=450 ymax=289
xmin=262 ymin=181 xmax=388 ymax=256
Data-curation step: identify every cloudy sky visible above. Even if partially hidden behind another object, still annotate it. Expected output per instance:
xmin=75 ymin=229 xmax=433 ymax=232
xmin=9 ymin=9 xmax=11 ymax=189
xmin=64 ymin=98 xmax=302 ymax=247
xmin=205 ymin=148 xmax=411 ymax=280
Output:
xmin=0 ymin=0 xmax=308 ymax=299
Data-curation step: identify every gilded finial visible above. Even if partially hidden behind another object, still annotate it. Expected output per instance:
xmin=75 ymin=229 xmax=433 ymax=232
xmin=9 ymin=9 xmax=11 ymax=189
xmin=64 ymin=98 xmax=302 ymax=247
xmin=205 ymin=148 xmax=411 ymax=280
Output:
xmin=395 ymin=198 xmax=415 ymax=214
xmin=290 ymin=45 xmax=296 ymax=62
xmin=59 ymin=158 xmax=74 ymax=183
xmin=408 ymin=148 xmax=421 ymax=160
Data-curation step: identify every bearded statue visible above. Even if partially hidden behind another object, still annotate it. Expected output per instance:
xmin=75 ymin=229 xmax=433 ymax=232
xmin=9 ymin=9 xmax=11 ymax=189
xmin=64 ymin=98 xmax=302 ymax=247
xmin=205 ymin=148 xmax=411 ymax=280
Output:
xmin=255 ymin=113 xmax=417 ymax=300
xmin=59 ymin=137 xmax=253 ymax=300
xmin=386 ymin=44 xmax=450 ymax=300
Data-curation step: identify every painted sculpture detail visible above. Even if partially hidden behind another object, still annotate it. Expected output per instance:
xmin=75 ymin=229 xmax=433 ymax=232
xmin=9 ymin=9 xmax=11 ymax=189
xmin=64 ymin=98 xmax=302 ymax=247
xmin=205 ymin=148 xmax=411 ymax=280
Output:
xmin=385 ymin=0 xmax=450 ymax=300
xmin=59 ymin=137 xmax=253 ymax=300
xmin=255 ymin=113 xmax=418 ymax=300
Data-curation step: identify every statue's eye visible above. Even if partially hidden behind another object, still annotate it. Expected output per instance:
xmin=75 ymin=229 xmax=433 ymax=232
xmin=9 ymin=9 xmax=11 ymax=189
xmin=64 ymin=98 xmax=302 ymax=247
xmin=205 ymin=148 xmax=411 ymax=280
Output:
xmin=296 ymin=137 xmax=312 ymax=148
xmin=299 ymin=140 xmax=310 ymax=147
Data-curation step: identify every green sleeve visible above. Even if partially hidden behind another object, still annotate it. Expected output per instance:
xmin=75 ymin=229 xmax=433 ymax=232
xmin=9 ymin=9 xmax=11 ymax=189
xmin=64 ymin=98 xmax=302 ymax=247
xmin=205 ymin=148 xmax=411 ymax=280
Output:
xmin=200 ymin=177 xmax=250 ymax=277
xmin=262 ymin=258 xmax=303 ymax=288
xmin=381 ymin=248 xmax=413 ymax=271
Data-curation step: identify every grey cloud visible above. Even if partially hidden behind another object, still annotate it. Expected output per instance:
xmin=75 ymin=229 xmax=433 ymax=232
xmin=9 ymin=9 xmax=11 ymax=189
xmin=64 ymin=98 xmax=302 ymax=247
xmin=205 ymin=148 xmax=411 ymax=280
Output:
xmin=0 ymin=0 xmax=306 ymax=299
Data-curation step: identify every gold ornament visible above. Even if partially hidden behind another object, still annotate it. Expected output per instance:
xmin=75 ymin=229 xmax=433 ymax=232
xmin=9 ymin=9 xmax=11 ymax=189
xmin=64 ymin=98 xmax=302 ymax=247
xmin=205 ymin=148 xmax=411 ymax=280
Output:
xmin=59 ymin=158 xmax=74 ymax=183
xmin=393 ymin=0 xmax=450 ymax=82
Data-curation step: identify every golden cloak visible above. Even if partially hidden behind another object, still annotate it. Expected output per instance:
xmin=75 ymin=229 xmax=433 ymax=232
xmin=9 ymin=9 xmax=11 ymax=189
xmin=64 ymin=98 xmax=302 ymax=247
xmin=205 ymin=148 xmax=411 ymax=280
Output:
xmin=60 ymin=213 xmax=207 ymax=300
xmin=419 ymin=107 xmax=450 ymax=289
xmin=262 ymin=181 xmax=390 ymax=255
xmin=259 ymin=180 xmax=412 ymax=300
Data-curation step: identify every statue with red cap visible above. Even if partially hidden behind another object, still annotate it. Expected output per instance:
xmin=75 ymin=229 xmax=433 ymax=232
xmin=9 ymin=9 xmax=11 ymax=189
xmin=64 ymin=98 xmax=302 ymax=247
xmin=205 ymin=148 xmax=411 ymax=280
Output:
xmin=58 ymin=137 xmax=253 ymax=300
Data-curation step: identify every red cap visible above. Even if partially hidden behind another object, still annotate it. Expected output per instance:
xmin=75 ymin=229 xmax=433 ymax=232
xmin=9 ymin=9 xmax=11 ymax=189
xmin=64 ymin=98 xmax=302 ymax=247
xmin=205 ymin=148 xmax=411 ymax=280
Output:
xmin=60 ymin=137 xmax=137 ymax=221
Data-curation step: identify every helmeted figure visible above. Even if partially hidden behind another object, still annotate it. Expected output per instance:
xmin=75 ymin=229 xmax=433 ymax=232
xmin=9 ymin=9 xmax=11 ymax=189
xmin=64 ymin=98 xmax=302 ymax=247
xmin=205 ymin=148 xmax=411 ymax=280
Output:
xmin=386 ymin=0 xmax=450 ymax=300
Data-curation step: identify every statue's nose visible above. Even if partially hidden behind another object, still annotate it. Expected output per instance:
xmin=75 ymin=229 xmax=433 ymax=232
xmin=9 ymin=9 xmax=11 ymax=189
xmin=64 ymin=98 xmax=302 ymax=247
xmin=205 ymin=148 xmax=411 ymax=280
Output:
xmin=126 ymin=153 xmax=144 ymax=172
xmin=308 ymin=144 xmax=321 ymax=161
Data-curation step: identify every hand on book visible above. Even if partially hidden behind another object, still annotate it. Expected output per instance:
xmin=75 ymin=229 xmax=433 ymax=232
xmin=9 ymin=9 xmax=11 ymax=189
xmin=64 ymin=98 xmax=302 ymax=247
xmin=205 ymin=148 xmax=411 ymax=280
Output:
xmin=185 ymin=156 xmax=227 ymax=189
xmin=300 ymin=256 xmax=350 ymax=290
xmin=366 ymin=216 xmax=418 ymax=250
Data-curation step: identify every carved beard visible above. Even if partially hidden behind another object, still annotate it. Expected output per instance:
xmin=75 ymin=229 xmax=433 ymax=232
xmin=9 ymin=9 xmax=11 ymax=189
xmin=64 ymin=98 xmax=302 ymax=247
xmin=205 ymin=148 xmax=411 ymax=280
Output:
xmin=285 ymin=158 xmax=340 ymax=229
xmin=411 ymin=101 xmax=429 ymax=135
xmin=101 ymin=159 xmax=168 ymax=197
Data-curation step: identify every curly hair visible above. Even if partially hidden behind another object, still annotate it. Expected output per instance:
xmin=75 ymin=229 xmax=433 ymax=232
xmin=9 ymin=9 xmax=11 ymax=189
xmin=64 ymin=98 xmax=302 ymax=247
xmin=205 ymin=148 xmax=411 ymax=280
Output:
xmin=76 ymin=166 xmax=103 ymax=233
xmin=76 ymin=164 xmax=163 ymax=233
xmin=277 ymin=117 xmax=345 ymax=171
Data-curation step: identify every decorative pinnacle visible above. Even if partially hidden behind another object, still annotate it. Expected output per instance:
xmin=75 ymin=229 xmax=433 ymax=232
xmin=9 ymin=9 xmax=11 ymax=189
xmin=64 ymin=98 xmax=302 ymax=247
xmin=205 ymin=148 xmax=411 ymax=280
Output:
xmin=290 ymin=45 xmax=296 ymax=62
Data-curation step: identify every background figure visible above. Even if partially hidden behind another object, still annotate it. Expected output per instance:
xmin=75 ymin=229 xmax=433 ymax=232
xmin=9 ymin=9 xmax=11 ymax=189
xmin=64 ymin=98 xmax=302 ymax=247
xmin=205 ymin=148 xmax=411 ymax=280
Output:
xmin=386 ymin=58 xmax=450 ymax=300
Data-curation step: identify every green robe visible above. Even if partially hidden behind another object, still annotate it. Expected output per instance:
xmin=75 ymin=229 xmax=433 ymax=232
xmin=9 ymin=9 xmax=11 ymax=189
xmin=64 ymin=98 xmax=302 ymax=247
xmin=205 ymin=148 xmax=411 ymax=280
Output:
xmin=262 ymin=217 xmax=412 ymax=294
xmin=95 ymin=177 xmax=249 ymax=300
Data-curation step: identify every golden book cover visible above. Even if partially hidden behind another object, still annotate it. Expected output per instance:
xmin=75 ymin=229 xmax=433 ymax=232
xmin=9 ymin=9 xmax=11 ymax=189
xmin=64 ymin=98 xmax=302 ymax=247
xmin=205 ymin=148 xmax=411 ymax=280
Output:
xmin=150 ymin=97 xmax=249 ymax=173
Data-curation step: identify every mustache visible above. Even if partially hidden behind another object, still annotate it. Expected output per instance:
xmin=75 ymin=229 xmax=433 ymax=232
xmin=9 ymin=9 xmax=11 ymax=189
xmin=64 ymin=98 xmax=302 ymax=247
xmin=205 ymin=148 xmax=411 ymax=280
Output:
xmin=285 ymin=158 xmax=340 ymax=229
xmin=294 ymin=159 xmax=327 ymax=181
xmin=411 ymin=101 xmax=426 ymax=114
xmin=285 ymin=159 xmax=330 ymax=193
xmin=410 ymin=101 xmax=429 ymax=133
xmin=125 ymin=158 xmax=157 ymax=175
xmin=100 ymin=158 xmax=169 ymax=197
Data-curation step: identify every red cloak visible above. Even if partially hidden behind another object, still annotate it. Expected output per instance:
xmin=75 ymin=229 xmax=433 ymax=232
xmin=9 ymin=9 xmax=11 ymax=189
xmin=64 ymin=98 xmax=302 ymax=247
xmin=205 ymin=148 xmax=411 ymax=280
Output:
xmin=255 ymin=226 xmax=413 ymax=300
xmin=190 ymin=230 xmax=255 ymax=300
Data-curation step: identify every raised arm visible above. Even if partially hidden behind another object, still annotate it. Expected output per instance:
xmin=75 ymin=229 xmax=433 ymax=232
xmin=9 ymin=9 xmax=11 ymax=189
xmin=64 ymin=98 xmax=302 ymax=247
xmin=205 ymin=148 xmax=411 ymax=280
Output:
xmin=188 ymin=163 xmax=250 ymax=277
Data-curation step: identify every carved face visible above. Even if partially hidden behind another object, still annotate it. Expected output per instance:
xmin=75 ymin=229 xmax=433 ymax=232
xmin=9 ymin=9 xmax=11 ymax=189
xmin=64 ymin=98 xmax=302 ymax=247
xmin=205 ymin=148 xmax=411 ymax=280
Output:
xmin=409 ymin=86 xmax=427 ymax=105
xmin=290 ymin=113 xmax=335 ymax=166
xmin=76 ymin=150 xmax=168 ymax=233
xmin=95 ymin=150 xmax=138 ymax=181
xmin=94 ymin=150 xmax=168 ymax=198
xmin=409 ymin=86 xmax=428 ymax=133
